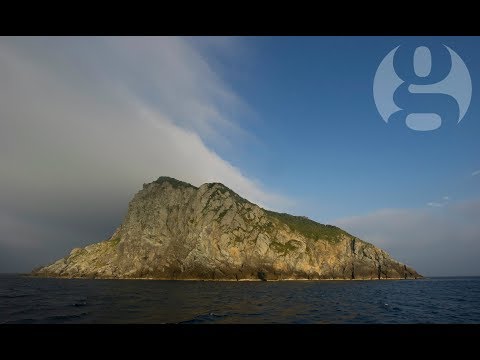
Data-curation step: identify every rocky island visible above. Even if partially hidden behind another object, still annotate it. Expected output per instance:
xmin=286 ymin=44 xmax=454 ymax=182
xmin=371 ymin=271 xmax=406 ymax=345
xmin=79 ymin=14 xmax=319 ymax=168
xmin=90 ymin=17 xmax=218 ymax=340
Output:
xmin=33 ymin=176 xmax=421 ymax=280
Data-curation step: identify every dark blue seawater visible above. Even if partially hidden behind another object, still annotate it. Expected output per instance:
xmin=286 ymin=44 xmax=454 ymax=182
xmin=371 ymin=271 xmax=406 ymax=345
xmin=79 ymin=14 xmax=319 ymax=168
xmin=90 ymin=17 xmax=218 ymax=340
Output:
xmin=1 ymin=275 xmax=480 ymax=323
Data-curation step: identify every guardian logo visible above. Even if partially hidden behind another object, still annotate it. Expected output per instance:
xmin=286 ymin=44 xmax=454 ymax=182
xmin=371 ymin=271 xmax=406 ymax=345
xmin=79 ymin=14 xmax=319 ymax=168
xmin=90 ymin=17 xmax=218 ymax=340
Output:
xmin=373 ymin=44 xmax=472 ymax=131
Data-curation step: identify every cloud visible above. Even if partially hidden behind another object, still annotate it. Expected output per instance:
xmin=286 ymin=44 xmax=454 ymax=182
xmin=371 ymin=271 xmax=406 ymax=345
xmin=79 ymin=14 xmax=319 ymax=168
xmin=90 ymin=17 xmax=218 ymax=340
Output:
xmin=334 ymin=199 xmax=480 ymax=276
xmin=472 ymin=170 xmax=480 ymax=177
xmin=0 ymin=37 xmax=289 ymax=272
xmin=426 ymin=195 xmax=450 ymax=208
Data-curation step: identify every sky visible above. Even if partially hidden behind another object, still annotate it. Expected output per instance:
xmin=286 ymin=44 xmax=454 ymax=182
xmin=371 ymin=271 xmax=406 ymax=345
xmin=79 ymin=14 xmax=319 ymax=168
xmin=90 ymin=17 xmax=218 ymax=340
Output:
xmin=1 ymin=36 xmax=479 ymax=276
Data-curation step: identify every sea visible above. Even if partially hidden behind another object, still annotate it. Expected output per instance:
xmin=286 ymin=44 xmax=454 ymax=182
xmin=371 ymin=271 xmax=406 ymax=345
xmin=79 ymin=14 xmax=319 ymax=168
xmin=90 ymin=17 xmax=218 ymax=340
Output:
xmin=1 ymin=274 xmax=480 ymax=324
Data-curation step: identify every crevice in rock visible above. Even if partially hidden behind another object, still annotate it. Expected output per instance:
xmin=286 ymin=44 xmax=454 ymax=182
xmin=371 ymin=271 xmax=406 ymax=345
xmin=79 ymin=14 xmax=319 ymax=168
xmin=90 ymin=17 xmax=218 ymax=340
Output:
xmin=257 ymin=271 xmax=267 ymax=281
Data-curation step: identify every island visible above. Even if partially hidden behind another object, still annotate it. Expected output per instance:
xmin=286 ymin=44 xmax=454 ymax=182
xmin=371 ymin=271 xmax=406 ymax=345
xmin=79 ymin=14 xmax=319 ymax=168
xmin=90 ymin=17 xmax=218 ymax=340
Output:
xmin=33 ymin=176 xmax=421 ymax=281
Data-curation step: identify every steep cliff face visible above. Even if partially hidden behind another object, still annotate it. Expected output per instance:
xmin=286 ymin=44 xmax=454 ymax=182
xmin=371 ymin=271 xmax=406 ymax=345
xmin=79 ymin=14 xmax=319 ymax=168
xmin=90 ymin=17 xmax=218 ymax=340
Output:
xmin=33 ymin=177 xmax=421 ymax=280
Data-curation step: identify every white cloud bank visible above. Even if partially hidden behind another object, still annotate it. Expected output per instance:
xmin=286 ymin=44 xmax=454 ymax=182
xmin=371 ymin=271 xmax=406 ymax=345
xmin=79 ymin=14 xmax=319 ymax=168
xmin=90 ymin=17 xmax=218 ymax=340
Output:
xmin=0 ymin=37 xmax=288 ymax=271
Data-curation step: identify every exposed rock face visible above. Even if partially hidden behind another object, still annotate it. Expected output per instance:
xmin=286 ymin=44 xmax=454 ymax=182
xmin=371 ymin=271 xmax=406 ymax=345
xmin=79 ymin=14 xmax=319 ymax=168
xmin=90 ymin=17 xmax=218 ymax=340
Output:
xmin=33 ymin=177 xmax=421 ymax=280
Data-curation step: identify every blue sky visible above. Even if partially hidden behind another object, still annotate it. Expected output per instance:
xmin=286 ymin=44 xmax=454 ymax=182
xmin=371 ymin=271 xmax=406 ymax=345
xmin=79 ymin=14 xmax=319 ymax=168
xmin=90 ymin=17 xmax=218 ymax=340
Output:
xmin=200 ymin=36 xmax=480 ymax=221
xmin=1 ymin=36 xmax=479 ymax=275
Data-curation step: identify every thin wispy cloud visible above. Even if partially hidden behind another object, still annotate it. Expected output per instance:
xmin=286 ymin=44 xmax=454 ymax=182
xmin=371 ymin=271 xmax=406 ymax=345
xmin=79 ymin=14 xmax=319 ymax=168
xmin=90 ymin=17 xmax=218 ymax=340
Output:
xmin=472 ymin=170 xmax=480 ymax=177
xmin=426 ymin=195 xmax=450 ymax=208
xmin=0 ymin=37 xmax=290 ymax=272
xmin=427 ymin=202 xmax=444 ymax=208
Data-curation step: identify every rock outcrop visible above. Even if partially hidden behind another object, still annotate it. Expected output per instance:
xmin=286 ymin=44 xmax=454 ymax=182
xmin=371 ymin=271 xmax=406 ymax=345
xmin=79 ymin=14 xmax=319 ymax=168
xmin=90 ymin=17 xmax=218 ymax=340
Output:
xmin=33 ymin=176 xmax=421 ymax=280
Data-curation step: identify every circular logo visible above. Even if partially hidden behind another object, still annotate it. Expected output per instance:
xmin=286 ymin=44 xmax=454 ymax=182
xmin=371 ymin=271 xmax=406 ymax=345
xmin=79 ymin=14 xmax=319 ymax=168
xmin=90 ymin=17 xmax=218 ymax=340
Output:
xmin=373 ymin=44 xmax=472 ymax=131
